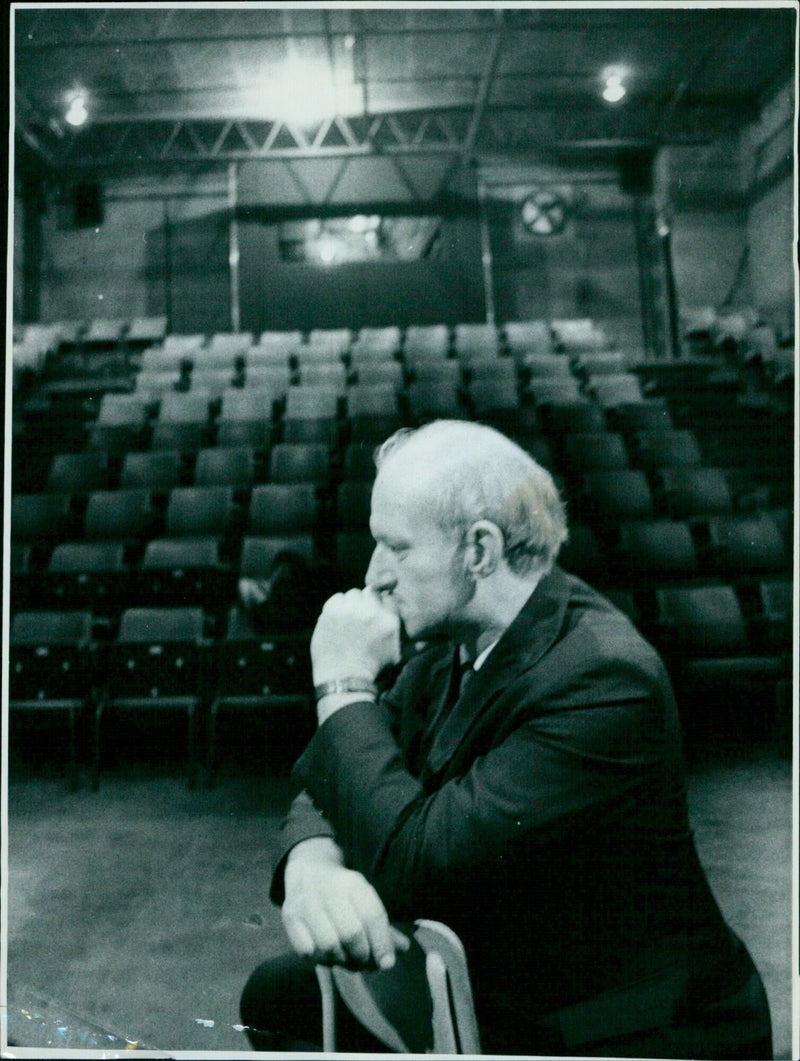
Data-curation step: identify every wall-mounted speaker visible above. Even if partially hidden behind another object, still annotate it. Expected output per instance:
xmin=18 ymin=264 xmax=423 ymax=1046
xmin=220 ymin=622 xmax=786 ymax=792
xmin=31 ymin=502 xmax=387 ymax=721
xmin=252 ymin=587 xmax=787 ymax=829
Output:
xmin=73 ymin=182 xmax=104 ymax=228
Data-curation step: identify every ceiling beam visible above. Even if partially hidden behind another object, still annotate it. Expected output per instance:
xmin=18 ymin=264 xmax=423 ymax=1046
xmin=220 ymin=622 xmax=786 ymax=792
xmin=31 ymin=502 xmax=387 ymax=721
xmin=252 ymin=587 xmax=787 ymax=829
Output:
xmin=18 ymin=96 xmax=755 ymax=174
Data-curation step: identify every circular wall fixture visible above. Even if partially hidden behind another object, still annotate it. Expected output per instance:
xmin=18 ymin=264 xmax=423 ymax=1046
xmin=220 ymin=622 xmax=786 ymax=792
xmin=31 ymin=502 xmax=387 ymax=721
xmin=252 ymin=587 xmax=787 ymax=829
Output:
xmin=520 ymin=188 xmax=568 ymax=236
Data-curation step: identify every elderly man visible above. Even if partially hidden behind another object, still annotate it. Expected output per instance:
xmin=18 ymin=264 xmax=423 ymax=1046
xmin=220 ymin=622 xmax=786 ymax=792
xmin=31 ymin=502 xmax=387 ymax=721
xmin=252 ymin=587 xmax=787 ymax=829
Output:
xmin=241 ymin=420 xmax=771 ymax=1057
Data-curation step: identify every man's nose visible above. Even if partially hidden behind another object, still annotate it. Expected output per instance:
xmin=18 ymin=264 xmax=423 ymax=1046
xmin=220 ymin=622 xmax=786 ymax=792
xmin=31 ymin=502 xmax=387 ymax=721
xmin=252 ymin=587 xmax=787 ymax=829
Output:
xmin=365 ymin=544 xmax=396 ymax=591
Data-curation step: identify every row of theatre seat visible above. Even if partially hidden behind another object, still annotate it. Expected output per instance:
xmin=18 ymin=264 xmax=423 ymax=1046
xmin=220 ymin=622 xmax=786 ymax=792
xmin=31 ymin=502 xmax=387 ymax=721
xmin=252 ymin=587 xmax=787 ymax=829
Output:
xmin=10 ymin=321 xmax=794 ymax=787
xmin=9 ymin=568 xmax=792 ymax=790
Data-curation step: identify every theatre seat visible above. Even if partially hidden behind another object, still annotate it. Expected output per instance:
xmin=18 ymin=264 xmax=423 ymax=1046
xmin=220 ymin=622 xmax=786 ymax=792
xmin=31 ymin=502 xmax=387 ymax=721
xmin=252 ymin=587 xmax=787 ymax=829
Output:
xmin=10 ymin=610 xmax=94 ymax=789
xmin=206 ymin=607 xmax=313 ymax=785
xmin=94 ymin=607 xmax=207 ymax=788
xmin=46 ymin=541 xmax=128 ymax=614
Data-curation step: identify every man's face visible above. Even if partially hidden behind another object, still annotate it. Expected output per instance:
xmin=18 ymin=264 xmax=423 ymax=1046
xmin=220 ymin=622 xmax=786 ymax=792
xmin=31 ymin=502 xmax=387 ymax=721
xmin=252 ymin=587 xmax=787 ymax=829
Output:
xmin=365 ymin=462 xmax=474 ymax=641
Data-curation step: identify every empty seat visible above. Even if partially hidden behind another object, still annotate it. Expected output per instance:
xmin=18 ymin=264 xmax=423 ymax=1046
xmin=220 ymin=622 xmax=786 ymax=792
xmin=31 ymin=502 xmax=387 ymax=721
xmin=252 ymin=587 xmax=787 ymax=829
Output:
xmin=85 ymin=318 xmax=126 ymax=345
xmin=258 ymin=329 xmax=303 ymax=353
xmin=163 ymin=334 xmax=205 ymax=354
xmin=208 ymin=332 xmax=252 ymax=355
xmin=342 ymin=443 xmax=379 ymax=482
xmin=504 ymin=320 xmax=552 ymax=358
xmin=580 ymin=471 xmax=654 ymax=522
xmin=240 ymin=534 xmax=315 ymax=574
xmin=405 ymin=359 xmax=460 ymax=385
xmin=206 ymin=606 xmax=313 ymax=784
xmin=403 ymin=324 xmax=449 ymax=361
xmin=127 ymin=316 xmax=168 ymax=344
xmin=350 ymin=361 xmax=404 ymax=389
xmin=755 ymin=579 xmax=793 ymax=652
xmin=630 ymin=430 xmax=703 ymax=470
xmin=539 ymin=401 xmax=607 ymax=436
xmin=574 ymin=351 xmax=628 ymax=376
xmin=561 ymin=433 xmax=629 ymax=473
xmin=140 ymin=348 xmax=187 ymax=374
xmin=139 ymin=537 xmax=227 ymax=609
xmin=194 ymin=447 xmax=255 ymax=488
xmin=589 ymin=373 xmax=644 ymax=407
xmin=158 ymin=391 xmax=211 ymax=425
xmin=189 ymin=369 xmax=237 ymax=397
xmin=152 ymin=392 xmax=211 ymax=451
xmin=521 ymin=354 xmax=576 ymax=379
xmin=88 ymin=395 xmax=148 ymax=452
xmin=705 ymin=514 xmax=788 ymax=576
xmin=464 ymin=373 xmax=519 ymax=422
xmin=10 ymin=610 xmax=94 ymax=789
xmin=164 ymin=486 xmax=235 ymax=538
xmin=94 ymin=607 xmax=206 ymax=787
xmin=297 ymin=362 xmax=348 ymax=391
xmin=217 ymin=389 xmax=276 ymax=449
xmin=283 ymin=387 xmax=342 ymax=444
xmin=656 ymin=468 xmax=733 ymax=518
xmin=607 ymin=400 xmax=673 ymax=434
xmin=120 ymin=450 xmax=182 ymax=491
xmin=346 ymin=386 xmax=402 ymax=441
xmin=406 ymin=381 xmax=463 ymax=422
xmin=453 ymin=323 xmax=500 ymax=361
xmin=653 ymin=585 xmax=750 ymax=658
xmin=336 ymin=481 xmax=374 ymax=529
xmin=551 ymin=319 xmax=607 ymax=353
xmin=133 ymin=371 xmax=182 ymax=400
xmin=269 ymin=443 xmax=330 ymax=484
xmin=307 ymin=328 xmax=352 ymax=355
xmin=243 ymin=366 xmax=293 ymax=394
xmin=350 ymin=330 xmax=401 ymax=361
xmin=617 ymin=520 xmax=698 ymax=577
xmin=528 ymin=378 xmax=583 ymax=405
xmin=47 ymin=541 xmax=128 ymax=612
xmin=12 ymin=493 xmax=74 ymax=543
xmin=248 ymin=484 xmax=318 ymax=534
xmin=84 ymin=489 xmax=153 ymax=541
xmin=245 ymin=346 xmax=292 ymax=370
xmin=45 ymin=452 xmax=110 ymax=494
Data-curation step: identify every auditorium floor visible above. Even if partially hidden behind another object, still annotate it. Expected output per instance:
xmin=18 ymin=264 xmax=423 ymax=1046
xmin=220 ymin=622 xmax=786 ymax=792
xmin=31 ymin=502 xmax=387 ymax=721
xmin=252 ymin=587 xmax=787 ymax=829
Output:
xmin=4 ymin=747 xmax=795 ymax=1058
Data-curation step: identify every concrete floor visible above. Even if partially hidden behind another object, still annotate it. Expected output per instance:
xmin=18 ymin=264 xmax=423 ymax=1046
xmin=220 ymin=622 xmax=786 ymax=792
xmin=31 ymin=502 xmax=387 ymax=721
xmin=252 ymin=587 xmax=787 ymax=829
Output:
xmin=4 ymin=748 xmax=795 ymax=1058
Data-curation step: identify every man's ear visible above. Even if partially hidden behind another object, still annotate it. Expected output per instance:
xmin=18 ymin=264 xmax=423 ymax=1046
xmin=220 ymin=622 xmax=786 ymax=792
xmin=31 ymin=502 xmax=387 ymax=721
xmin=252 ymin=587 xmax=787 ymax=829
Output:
xmin=464 ymin=521 xmax=504 ymax=578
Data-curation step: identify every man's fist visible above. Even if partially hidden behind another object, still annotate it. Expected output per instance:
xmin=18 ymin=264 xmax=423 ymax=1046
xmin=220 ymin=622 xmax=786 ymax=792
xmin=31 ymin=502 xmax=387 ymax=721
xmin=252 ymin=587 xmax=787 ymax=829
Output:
xmin=311 ymin=587 xmax=401 ymax=686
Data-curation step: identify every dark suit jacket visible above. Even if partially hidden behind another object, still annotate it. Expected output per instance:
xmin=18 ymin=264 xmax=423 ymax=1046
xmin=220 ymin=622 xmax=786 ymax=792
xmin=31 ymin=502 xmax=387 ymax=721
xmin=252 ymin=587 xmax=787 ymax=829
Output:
xmin=271 ymin=566 xmax=770 ymax=1056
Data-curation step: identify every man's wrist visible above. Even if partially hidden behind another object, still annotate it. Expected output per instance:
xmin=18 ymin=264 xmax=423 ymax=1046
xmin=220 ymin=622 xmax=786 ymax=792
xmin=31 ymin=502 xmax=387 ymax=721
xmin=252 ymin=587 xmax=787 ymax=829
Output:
xmin=316 ymin=690 xmax=376 ymax=725
xmin=314 ymin=677 xmax=378 ymax=699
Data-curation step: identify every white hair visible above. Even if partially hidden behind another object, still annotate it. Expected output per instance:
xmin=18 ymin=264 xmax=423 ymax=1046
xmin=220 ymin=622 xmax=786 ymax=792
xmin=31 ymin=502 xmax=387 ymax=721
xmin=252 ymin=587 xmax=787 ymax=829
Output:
xmin=374 ymin=421 xmax=569 ymax=575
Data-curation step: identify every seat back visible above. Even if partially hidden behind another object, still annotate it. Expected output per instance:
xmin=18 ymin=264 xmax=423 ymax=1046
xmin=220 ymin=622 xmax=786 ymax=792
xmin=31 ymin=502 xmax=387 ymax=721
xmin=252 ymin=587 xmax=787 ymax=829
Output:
xmin=10 ymin=610 xmax=93 ymax=702
xmin=318 ymin=919 xmax=481 ymax=1054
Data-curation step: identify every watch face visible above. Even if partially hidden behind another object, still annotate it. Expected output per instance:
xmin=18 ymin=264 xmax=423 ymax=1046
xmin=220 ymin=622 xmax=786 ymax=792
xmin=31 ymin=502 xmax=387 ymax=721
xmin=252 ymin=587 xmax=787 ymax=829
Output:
xmin=521 ymin=189 xmax=567 ymax=235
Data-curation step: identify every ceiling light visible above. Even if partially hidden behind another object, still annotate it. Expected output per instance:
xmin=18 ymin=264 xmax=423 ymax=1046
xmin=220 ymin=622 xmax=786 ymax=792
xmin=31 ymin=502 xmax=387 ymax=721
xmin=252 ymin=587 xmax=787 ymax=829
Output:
xmin=601 ymin=67 xmax=628 ymax=105
xmin=248 ymin=55 xmax=362 ymax=125
xmin=602 ymin=74 xmax=626 ymax=104
xmin=65 ymin=93 xmax=89 ymax=127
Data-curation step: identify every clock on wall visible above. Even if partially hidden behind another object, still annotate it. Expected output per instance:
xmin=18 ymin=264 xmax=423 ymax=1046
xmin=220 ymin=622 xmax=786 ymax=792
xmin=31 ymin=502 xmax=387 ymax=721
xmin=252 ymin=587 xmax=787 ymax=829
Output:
xmin=520 ymin=188 xmax=568 ymax=236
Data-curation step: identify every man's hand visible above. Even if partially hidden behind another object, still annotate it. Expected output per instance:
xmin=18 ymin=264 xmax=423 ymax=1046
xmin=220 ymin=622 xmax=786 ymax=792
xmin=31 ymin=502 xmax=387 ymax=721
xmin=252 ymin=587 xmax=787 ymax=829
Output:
xmin=282 ymin=838 xmax=409 ymax=970
xmin=310 ymin=587 xmax=401 ymax=686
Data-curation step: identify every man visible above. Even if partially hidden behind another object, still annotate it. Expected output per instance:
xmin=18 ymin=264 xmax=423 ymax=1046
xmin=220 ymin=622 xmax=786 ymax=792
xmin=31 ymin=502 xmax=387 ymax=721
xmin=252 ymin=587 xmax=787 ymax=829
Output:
xmin=241 ymin=420 xmax=772 ymax=1057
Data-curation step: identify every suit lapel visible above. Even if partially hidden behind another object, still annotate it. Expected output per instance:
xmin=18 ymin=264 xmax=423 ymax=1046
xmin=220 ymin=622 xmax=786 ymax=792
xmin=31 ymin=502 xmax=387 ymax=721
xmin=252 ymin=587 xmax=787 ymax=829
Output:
xmin=425 ymin=566 xmax=572 ymax=776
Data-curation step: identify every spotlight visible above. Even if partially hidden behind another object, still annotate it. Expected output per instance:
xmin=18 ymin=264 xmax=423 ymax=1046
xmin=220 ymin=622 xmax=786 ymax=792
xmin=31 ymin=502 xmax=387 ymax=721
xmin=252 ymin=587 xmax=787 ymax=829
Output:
xmin=602 ymin=74 xmax=626 ymax=104
xmin=65 ymin=93 xmax=89 ymax=127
